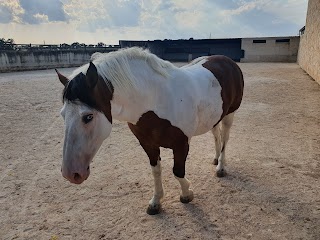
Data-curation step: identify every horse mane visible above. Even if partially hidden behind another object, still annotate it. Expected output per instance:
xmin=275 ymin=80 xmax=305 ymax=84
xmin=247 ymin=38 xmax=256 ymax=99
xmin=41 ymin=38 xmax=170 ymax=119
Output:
xmin=181 ymin=56 xmax=208 ymax=68
xmin=69 ymin=47 xmax=176 ymax=93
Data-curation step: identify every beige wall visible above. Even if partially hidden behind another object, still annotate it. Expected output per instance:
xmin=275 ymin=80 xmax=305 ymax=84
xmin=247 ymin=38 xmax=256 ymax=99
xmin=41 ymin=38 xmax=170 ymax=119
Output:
xmin=241 ymin=37 xmax=300 ymax=63
xmin=298 ymin=0 xmax=320 ymax=84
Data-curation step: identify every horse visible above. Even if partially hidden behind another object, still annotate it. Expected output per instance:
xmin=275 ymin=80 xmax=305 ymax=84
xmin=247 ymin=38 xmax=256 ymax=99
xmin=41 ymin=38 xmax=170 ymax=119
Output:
xmin=56 ymin=47 xmax=244 ymax=215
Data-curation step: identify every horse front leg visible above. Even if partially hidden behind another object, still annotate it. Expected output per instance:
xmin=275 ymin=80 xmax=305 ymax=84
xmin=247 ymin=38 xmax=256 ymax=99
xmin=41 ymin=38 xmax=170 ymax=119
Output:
xmin=140 ymin=145 xmax=164 ymax=215
xmin=127 ymin=123 xmax=164 ymax=215
xmin=148 ymin=158 xmax=164 ymax=215
xmin=173 ymin=143 xmax=194 ymax=203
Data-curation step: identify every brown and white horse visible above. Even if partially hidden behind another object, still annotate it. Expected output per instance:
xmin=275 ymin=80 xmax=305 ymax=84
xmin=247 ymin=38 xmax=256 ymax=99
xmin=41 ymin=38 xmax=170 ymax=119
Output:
xmin=56 ymin=47 xmax=244 ymax=215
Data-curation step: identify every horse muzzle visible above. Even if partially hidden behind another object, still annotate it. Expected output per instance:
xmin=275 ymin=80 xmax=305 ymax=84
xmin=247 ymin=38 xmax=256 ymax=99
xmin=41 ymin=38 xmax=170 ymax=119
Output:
xmin=62 ymin=165 xmax=90 ymax=184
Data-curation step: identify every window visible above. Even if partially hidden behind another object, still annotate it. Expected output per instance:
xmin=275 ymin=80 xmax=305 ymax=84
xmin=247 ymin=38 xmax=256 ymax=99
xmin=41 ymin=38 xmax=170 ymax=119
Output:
xmin=276 ymin=39 xmax=290 ymax=43
xmin=253 ymin=39 xmax=266 ymax=43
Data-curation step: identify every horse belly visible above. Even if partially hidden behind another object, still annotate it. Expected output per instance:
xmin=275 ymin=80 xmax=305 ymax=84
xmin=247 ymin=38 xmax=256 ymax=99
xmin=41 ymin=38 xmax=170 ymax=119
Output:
xmin=193 ymin=90 xmax=223 ymax=136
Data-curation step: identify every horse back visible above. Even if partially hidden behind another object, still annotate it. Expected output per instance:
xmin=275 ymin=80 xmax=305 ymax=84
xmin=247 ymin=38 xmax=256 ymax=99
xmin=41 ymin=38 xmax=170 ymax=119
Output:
xmin=202 ymin=55 xmax=244 ymax=119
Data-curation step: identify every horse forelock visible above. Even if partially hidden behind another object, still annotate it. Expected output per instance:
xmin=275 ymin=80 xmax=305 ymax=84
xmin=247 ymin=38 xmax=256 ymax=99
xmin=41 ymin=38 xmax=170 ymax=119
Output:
xmin=62 ymin=72 xmax=98 ymax=110
xmin=62 ymin=70 xmax=114 ymax=123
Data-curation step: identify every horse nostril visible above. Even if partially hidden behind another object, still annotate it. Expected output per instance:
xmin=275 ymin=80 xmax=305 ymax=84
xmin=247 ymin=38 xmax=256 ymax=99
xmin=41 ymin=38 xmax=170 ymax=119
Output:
xmin=87 ymin=166 xmax=90 ymax=171
xmin=73 ymin=173 xmax=81 ymax=182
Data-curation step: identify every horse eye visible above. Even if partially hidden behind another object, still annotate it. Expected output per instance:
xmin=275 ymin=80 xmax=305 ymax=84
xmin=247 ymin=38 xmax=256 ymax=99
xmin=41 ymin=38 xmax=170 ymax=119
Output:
xmin=82 ymin=114 xmax=93 ymax=124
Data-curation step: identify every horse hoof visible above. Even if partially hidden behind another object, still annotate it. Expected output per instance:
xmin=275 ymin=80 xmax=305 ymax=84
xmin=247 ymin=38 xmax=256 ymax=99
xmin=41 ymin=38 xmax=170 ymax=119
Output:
xmin=146 ymin=205 xmax=161 ymax=215
xmin=213 ymin=158 xmax=218 ymax=165
xmin=216 ymin=169 xmax=226 ymax=178
xmin=180 ymin=191 xmax=194 ymax=204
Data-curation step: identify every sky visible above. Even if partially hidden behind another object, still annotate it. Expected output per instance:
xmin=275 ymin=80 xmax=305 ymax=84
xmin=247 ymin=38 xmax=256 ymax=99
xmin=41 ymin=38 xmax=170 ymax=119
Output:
xmin=0 ymin=0 xmax=309 ymax=45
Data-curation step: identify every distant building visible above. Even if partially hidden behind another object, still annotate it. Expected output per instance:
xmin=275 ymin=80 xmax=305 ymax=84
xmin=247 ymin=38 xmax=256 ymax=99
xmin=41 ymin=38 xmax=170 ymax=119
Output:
xmin=120 ymin=38 xmax=244 ymax=62
xmin=120 ymin=36 xmax=300 ymax=63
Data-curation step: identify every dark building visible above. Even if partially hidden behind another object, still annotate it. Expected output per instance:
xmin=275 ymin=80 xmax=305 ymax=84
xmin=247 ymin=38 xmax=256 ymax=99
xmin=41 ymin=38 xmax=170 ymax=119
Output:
xmin=119 ymin=38 xmax=244 ymax=62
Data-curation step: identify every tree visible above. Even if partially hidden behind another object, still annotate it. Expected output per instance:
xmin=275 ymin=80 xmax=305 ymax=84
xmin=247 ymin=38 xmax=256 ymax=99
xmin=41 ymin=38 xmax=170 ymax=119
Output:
xmin=96 ymin=42 xmax=106 ymax=47
xmin=60 ymin=43 xmax=70 ymax=49
xmin=6 ymin=38 xmax=15 ymax=49
xmin=6 ymin=38 xmax=14 ymax=44
xmin=71 ymin=42 xmax=80 ymax=48
xmin=0 ymin=38 xmax=15 ymax=50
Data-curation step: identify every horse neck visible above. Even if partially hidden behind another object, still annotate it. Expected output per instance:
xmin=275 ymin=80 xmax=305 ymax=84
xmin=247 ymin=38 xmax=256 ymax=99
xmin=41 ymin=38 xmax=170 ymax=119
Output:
xmin=110 ymin=59 xmax=168 ymax=124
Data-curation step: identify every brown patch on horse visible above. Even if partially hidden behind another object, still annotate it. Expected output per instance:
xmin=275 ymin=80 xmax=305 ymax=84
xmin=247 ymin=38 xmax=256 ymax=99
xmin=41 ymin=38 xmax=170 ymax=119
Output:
xmin=128 ymin=111 xmax=189 ymax=178
xmin=202 ymin=55 xmax=244 ymax=123
xmin=91 ymin=76 xmax=114 ymax=123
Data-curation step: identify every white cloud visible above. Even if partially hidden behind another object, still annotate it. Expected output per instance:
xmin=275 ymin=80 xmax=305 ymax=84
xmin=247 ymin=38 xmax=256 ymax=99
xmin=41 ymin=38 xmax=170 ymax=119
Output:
xmin=33 ymin=13 xmax=49 ymax=23
xmin=172 ymin=0 xmax=205 ymax=10
xmin=63 ymin=0 xmax=142 ymax=31
xmin=220 ymin=0 xmax=307 ymax=24
xmin=262 ymin=0 xmax=308 ymax=24
xmin=222 ymin=1 xmax=262 ymax=17
xmin=0 ymin=0 xmax=25 ymax=23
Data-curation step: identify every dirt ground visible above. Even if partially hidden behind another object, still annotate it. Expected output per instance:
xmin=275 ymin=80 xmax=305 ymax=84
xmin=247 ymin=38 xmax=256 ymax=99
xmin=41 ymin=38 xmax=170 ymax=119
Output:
xmin=0 ymin=62 xmax=319 ymax=240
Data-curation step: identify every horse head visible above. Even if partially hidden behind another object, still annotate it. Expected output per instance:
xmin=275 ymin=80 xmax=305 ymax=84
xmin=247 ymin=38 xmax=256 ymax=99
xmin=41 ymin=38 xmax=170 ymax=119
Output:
xmin=56 ymin=62 xmax=113 ymax=184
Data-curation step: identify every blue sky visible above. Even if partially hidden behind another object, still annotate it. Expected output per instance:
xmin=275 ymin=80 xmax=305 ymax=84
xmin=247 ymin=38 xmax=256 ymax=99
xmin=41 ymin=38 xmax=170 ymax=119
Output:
xmin=0 ymin=0 xmax=308 ymax=44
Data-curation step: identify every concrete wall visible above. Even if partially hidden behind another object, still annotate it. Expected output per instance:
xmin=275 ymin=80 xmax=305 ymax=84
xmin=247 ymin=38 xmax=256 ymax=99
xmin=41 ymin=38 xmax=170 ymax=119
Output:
xmin=241 ymin=37 xmax=300 ymax=62
xmin=298 ymin=0 xmax=320 ymax=84
xmin=0 ymin=49 xmax=118 ymax=72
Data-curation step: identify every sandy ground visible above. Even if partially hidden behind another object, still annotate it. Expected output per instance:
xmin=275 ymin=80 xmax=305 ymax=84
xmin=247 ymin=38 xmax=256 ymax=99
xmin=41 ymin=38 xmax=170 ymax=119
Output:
xmin=0 ymin=63 xmax=319 ymax=240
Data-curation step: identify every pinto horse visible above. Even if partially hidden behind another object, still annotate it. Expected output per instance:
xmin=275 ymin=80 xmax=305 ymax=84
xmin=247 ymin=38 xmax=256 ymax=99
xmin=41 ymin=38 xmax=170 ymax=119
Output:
xmin=56 ymin=47 xmax=244 ymax=215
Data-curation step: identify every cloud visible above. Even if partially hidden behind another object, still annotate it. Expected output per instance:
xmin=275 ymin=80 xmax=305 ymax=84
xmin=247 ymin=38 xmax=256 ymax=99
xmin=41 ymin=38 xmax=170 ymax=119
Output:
xmin=261 ymin=0 xmax=308 ymax=24
xmin=221 ymin=1 xmax=262 ymax=17
xmin=0 ymin=0 xmax=24 ymax=23
xmin=0 ymin=6 xmax=14 ymax=24
xmin=220 ymin=0 xmax=307 ymax=24
xmin=0 ymin=0 xmax=308 ymax=44
xmin=138 ymin=0 xmax=221 ymax=39
xmin=218 ymin=0 xmax=307 ymax=37
xmin=0 ymin=0 xmax=66 ymax=24
xmin=63 ymin=0 xmax=142 ymax=31
xmin=33 ymin=13 xmax=49 ymax=23
xmin=19 ymin=0 xmax=66 ymax=24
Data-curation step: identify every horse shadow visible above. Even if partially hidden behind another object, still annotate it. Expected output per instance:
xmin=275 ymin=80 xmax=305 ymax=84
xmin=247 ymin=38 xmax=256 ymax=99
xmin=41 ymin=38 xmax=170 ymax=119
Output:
xmin=149 ymin=198 xmax=221 ymax=239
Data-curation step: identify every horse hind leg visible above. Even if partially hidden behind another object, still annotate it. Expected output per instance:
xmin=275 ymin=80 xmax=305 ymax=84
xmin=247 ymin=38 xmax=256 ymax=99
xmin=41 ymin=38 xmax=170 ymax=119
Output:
xmin=215 ymin=112 xmax=235 ymax=178
xmin=211 ymin=123 xmax=222 ymax=165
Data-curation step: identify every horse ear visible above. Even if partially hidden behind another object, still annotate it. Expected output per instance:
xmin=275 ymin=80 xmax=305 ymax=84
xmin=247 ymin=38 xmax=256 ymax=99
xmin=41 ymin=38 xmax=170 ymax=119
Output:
xmin=86 ymin=62 xmax=98 ymax=89
xmin=55 ymin=69 xmax=68 ymax=86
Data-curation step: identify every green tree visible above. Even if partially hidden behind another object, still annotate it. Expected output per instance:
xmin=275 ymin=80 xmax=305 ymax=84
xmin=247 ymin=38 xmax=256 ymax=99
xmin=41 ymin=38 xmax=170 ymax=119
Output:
xmin=0 ymin=38 xmax=15 ymax=50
